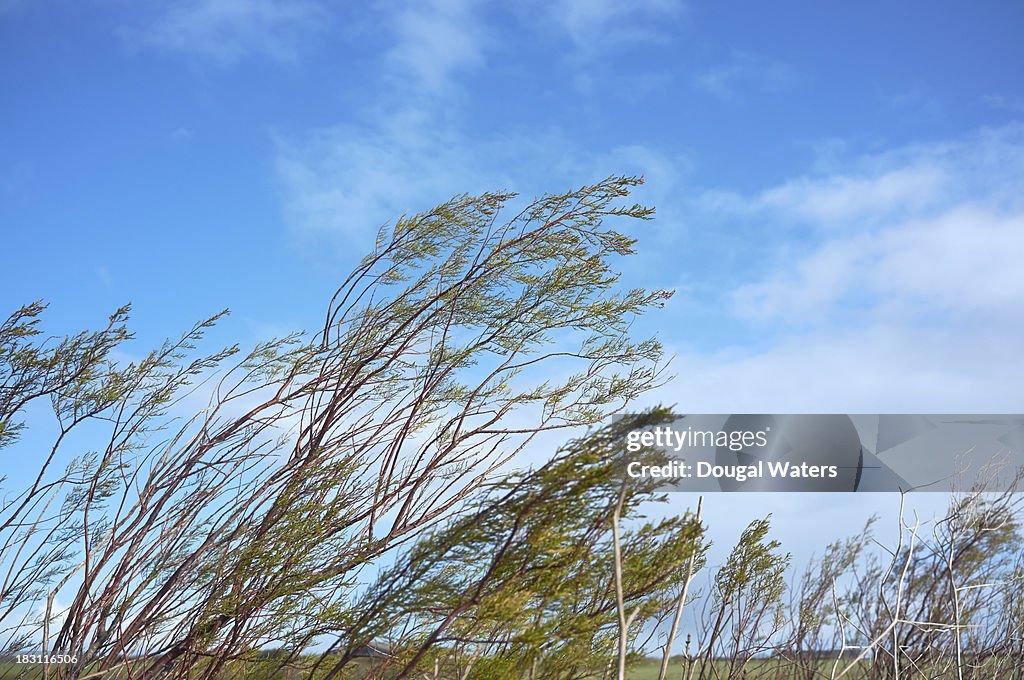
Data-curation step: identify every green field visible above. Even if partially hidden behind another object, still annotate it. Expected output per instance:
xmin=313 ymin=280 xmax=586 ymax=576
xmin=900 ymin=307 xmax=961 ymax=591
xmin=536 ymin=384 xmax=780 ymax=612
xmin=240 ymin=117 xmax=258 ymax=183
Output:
xmin=3 ymin=656 xmax=1020 ymax=679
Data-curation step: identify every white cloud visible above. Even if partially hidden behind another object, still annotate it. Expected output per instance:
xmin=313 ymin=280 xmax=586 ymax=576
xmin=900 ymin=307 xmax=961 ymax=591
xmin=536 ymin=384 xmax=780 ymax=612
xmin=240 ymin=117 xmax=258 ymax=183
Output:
xmin=268 ymin=2 xmax=496 ymax=240
xmin=692 ymin=50 xmax=795 ymax=101
xmin=95 ymin=265 xmax=115 ymax=289
xmin=734 ymin=206 xmax=1024 ymax=320
xmin=695 ymin=124 xmax=1024 ymax=229
xmin=873 ymin=207 xmax=1024 ymax=310
xmin=984 ymin=94 xmax=1024 ymax=114
xmin=275 ymin=112 xmax=462 ymax=240
xmin=657 ymin=123 xmax=1024 ymax=415
xmin=661 ymin=322 xmax=1024 ymax=414
xmin=127 ymin=0 xmax=326 ymax=66
xmin=385 ymin=0 xmax=485 ymax=94
xmin=757 ymin=164 xmax=948 ymax=225
xmin=732 ymin=127 xmax=1024 ymax=321
xmin=274 ymin=108 xmax=527 ymax=244
xmin=547 ymin=0 xmax=684 ymax=57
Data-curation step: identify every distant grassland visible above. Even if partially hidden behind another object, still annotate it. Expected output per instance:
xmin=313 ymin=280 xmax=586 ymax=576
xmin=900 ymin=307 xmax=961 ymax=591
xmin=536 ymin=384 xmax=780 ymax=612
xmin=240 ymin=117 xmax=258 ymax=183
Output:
xmin=626 ymin=656 xmax=1023 ymax=680
xmin=2 ymin=657 xmax=1021 ymax=679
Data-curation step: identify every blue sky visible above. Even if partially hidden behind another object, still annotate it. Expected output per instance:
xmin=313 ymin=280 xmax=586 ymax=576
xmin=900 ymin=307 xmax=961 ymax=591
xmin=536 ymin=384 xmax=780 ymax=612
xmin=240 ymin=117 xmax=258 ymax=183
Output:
xmin=3 ymin=1 xmax=1023 ymax=572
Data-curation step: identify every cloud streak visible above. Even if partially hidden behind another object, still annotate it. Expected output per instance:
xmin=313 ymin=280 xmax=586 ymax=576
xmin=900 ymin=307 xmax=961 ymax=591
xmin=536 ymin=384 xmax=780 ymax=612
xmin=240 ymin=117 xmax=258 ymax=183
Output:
xmin=385 ymin=0 xmax=486 ymax=94
xmin=692 ymin=50 xmax=795 ymax=101
xmin=126 ymin=0 xmax=326 ymax=66
xmin=550 ymin=0 xmax=684 ymax=55
xmin=274 ymin=108 xmax=547 ymax=245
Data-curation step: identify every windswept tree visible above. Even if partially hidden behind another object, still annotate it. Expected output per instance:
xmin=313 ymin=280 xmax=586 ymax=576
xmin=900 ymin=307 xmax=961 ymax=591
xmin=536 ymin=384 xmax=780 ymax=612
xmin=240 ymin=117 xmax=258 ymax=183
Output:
xmin=691 ymin=517 xmax=790 ymax=680
xmin=0 ymin=176 xmax=671 ymax=678
xmin=315 ymin=409 xmax=704 ymax=680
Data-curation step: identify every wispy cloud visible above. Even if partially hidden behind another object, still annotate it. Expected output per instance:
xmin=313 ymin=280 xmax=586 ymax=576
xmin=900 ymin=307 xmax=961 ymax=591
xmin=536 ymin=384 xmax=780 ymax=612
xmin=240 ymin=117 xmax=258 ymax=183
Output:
xmin=732 ymin=124 xmax=1024 ymax=321
xmin=663 ymin=322 xmax=1024 ymax=413
xmin=385 ymin=0 xmax=486 ymax=94
xmin=659 ymin=123 xmax=1024 ymax=413
xmin=983 ymin=93 xmax=1024 ymax=114
xmin=95 ymin=265 xmax=115 ymax=289
xmin=756 ymin=164 xmax=948 ymax=225
xmin=694 ymin=124 xmax=1024 ymax=229
xmin=275 ymin=108 xmax=523 ymax=244
xmin=125 ymin=0 xmax=327 ymax=66
xmin=692 ymin=50 xmax=795 ymax=100
xmin=882 ymin=82 xmax=944 ymax=120
xmin=546 ymin=0 xmax=685 ymax=57
xmin=734 ymin=205 xmax=1024 ymax=321
xmin=272 ymin=1 xmax=501 ymax=241
xmin=271 ymin=0 xmax=698 ymax=248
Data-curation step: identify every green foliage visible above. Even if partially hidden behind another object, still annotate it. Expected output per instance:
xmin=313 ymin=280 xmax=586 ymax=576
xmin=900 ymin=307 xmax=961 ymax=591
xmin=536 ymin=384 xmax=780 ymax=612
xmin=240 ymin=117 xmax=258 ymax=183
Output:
xmin=343 ymin=410 xmax=703 ymax=679
xmin=0 ymin=176 xmax=674 ymax=677
xmin=714 ymin=518 xmax=789 ymax=609
xmin=692 ymin=516 xmax=790 ymax=680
